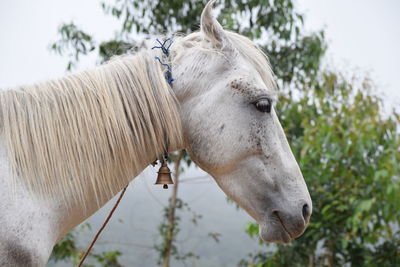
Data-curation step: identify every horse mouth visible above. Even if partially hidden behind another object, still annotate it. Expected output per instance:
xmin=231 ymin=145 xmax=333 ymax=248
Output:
xmin=274 ymin=211 xmax=294 ymax=241
xmin=279 ymin=227 xmax=292 ymax=243
xmin=259 ymin=212 xmax=293 ymax=243
xmin=260 ymin=223 xmax=292 ymax=243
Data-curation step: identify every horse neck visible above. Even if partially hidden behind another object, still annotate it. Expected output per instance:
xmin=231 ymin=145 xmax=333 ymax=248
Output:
xmin=1 ymin=50 xmax=184 ymax=236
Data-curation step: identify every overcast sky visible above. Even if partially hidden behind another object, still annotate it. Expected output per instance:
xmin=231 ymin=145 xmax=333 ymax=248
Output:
xmin=299 ymin=0 xmax=400 ymax=109
xmin=0 ymin=0 xmax=399 ymax=108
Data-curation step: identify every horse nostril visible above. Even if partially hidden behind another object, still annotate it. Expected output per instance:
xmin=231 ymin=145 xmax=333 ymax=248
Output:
xmin=302 ymin=203 xmax=310 ymax=221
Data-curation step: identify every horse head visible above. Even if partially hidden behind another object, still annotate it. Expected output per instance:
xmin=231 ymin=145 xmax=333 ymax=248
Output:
xmin=172 ymin=0 xmax=312 ymax=243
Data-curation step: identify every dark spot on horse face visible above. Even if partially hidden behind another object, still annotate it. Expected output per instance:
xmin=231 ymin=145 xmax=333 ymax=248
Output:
xmin=230 ymin=80 xmax=239 ymax=89
xmin=3 ymin=241 xmax=34 ymax=267
xmin=219 ymin=124 xmax=225 ymax=134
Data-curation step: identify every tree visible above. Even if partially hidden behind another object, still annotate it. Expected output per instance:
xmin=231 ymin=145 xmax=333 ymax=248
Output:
xmin=153 ymin=151 xmax=212 ymax=267
xmin=51 ymin=0 xmax=325 ymax=81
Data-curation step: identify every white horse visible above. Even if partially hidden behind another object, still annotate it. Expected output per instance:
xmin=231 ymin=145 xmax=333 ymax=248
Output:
xmin=0 ymin=1 xmax=312 ymax=266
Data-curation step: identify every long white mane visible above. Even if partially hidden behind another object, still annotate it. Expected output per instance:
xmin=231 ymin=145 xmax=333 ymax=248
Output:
xmin=0 ymin=50 xmax=183 ymax=204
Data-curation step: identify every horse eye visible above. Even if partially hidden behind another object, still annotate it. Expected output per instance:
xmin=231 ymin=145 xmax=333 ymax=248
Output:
xmin=254 ymin=99 xmax=272 ymax=113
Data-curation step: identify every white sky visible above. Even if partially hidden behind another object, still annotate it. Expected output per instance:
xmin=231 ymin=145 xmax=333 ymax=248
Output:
xmin=0 ymin=0 xmax=399 ymax=107
xmin=299 ymin=0 xmax=400 ymax=109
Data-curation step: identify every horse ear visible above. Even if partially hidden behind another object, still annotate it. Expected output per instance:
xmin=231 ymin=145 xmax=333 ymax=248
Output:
xmin=200 ymin=0 xmax=228 ymax=49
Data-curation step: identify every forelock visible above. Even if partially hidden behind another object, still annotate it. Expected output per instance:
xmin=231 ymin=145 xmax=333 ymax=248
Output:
xmin=173 ymin=31 xmax=276 ymax=91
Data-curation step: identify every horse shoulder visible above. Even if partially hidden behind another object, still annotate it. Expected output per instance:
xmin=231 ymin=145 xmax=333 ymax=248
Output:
xmin=0 ymin=141 xmax=56 ymax=266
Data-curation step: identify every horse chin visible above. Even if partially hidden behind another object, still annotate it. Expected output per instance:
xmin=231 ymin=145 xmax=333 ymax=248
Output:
xmin=259 ymin=223 xmax=292 ymax=244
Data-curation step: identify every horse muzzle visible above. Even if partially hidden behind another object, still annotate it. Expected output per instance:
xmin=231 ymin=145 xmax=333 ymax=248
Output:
xmin=259 ymin=200 xmax=312 ymax=243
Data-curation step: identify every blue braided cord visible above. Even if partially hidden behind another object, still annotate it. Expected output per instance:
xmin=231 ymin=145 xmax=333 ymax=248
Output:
xmin=154 ymin=56 xmax=171 ymax=71
xmin=154 ymin=56 xmax=174 ymax=84
xmin=152 ymin=38 xmax=174 ymax=85
xmin=151 ymin=38 xmax=173 ymax=56
xmin=166 ymin=76 xmax=174 ymax=84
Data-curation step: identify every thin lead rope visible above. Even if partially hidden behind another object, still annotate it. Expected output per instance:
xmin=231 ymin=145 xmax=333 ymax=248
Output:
xmin=152 ymin=38 xmax=174 ymax=84
xmin=78 ymin=186 xmax=128 ymax=267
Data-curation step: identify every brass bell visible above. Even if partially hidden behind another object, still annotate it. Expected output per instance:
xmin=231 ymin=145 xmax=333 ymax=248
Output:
xmin=155 ymin=160 xmax=174 ymax=189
